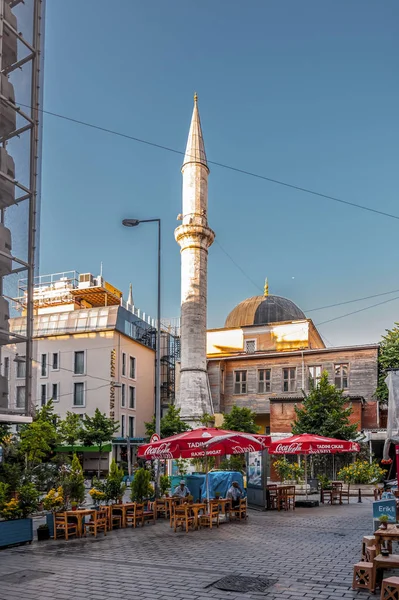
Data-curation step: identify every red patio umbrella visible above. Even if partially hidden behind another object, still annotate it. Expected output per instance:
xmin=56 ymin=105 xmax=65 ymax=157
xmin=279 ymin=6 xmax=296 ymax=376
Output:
xmin=138 ymin=427 xmax=270 ymax=501
xmin=268 ymin=433 xmax=360 ymax=499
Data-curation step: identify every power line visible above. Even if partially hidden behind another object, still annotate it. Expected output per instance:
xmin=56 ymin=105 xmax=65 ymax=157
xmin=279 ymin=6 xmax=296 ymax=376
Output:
xmin=214 ymin=240 xmax=262 ymax=292
xmin=316 ymin=295 xmax=399 ymax=326
xmin=19 ymin=102 xmax=399 ymax=222
xmin=305 ymin=288 xmax=399 ymax=312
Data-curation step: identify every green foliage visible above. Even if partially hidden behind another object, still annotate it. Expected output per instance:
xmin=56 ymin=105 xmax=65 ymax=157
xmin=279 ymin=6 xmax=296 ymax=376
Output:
xmin=145 ymin=405 xmax=190 ymax=439
xmin=292 ymin=371 xmax=359 ymax=440
xmin=58 ymin=412 xmax=83 ymax=449
xmin=337 ymin=460 xmax=386 ymax=484
xmin=191 ymin=456 xmax=216 ymax=473
xmin=222 ymin=406 xmax=260 ymax=434
xmin=175 ymin=459 xmax=189 ymax=476
xmin=379 ymin=514 xmax=389 ymax=523
xmin=131 ymin=468 xmax=153 ymax=502
xmin=273 ymin=457 xmax=293 ymax=482
xmin=317 ymin=474 xmax=331 ymax=489
xmin=17 ymin=482 xmax=39 ymax=518
xmin=68 ymin=455 xmax=85 ymax=504
xmin=159 ymin=475 xmax=171 ymax=496
xmin=0 ymin=423 xmax=10 ymax=444
xmin=199 ymin=413 xmax=215 ymax=427
xmin=219 ymin=455 xmax=246 ymax=474
xmin=19 ymin=401 xmax=59 ymax=468
xmin=376 ymin=323 xmax=399 ymax=403
xmin=104 ymin=459 xmax=126 ymax=503
xmin=0 ymin=481 xmax=9 ymax=505
xmin=0 ymin=462 xmax=23 ymax=493
xmin=81 ymin=409 xmax=119 ymax=477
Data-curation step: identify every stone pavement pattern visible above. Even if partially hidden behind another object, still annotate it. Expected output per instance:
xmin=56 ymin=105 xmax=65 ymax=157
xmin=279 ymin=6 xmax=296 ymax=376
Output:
xmin=0 ymin=502 xmax=383 ymax=600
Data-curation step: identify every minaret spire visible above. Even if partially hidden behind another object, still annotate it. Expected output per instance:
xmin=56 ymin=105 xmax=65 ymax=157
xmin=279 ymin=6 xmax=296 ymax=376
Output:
xmin=182 ymin=93 xmax=208 ymax=170
xmin=127 ymin=283 xmax=134 ymax=306
xmin=264 ymin=278 xmax=269 ymax=297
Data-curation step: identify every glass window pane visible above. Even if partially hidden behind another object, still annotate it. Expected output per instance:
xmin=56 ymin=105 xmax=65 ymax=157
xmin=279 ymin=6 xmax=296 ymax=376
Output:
xmin=16 ymin=386 xmax=25 ymax=408
xmin=74 ymin=383 xmax=84 ymax=406
xmin=74 ymin=351 xmax=84 ymax=374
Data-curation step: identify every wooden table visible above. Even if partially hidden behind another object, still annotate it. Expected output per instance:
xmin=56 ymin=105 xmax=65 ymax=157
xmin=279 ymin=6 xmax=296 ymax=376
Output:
xmin=65 ymin=509 xmax=96 ymax=537
xmin=215 ymin=498 xmax=232 ymax=520
xmin=188 ymin=503 xmax=206 ymax=530
xmin=374 ymin=524 xmax=399 ymax=554
xmin=110 ymin=503 xmax=135 ymax=528
xmin=168 ymin=497 xmax=184 ymax=527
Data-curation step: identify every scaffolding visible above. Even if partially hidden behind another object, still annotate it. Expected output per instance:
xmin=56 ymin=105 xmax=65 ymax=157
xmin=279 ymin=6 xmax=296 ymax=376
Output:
xmin=0 ymin=0 xmax=46 ymax=416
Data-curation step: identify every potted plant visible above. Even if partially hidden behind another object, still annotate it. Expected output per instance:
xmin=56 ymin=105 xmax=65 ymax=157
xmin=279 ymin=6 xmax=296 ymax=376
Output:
xmin=215 ymin=490 xmax=221 ymax=500
xmin=103 ymin=460 xmax=126 ymax=504
xmin=0 ymin=481 xmax=39 ymax=549
xmin=70 ymin=501 xmax=78 ymax=512
xmin=131 ymin=468 xmax=153 ymax=503
xmin=37 ymin=524 xmax=50 ymax=542
xmin=379 ymin=514 xmax=389 ymax=530
xmin=43 ymin=486 xmax=65 ymax=537
xmin=159 ymin=475 xmax=170 ymax=498
xmin=68 ymin=455 xmax=85 ymax=508
xmin=89 ymin=488 xmax=106 ymax=508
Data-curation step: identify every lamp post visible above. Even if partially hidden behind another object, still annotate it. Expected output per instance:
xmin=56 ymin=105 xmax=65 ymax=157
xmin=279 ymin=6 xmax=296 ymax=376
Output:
xmin=122 ymin=219 xmax=161 ymax=441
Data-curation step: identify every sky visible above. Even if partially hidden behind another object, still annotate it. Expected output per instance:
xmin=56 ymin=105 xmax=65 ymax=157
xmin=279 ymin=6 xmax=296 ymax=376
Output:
xmin=40 ymin=0 xmax=399 ymax=347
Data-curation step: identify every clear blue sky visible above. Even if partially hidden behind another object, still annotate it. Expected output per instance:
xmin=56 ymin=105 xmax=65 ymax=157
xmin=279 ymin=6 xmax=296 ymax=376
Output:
xmin=40 ymin=0 xmax=399 ymax=346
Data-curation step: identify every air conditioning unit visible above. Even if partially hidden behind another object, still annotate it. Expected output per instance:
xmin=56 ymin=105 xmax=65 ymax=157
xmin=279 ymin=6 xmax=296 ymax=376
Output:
xmin=0 ymin=375 xmax=8 ymax=409
xmin=0 ymin=148 xmax=15 ymax=210
xmin=2 ymin=3 xmax=17 ymax=70
xmin=78 ymin=273 xmax=95 ymax=289
xmin=0 ymin=75 xmax=16 ymax=138
xmin=0 ymin=298 xmax=10 ymax=345
xmin=0 ymin=223 xmax=12 ymax=277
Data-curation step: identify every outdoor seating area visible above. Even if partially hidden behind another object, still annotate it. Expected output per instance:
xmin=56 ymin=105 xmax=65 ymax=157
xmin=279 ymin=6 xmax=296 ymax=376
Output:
xmin=352 ymin=525 xmax=399 ymax=596
xmin=266 ymin=485 xmax=296 ymax=511
xmin=51 ymin=496 xmax=248 ymax=540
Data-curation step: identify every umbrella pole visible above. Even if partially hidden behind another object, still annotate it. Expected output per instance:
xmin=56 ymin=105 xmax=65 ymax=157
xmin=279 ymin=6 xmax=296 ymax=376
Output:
xmin=305 ymin=454 xmax=308 ymax=500
xmin=332 ymin=454 xmax=335 ymax=481
xmin=205 ymin=452 xmax=210 ymax=505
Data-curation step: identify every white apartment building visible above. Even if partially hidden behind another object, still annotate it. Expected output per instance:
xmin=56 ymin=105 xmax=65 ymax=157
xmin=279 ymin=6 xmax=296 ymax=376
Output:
xmin=3 ymin=271 xmax=158 ymax=473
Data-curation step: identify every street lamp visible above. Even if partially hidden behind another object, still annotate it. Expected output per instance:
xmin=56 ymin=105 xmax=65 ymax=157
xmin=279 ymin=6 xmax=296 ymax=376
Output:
xmin=122 ymin=218 xmax=161 ymax=441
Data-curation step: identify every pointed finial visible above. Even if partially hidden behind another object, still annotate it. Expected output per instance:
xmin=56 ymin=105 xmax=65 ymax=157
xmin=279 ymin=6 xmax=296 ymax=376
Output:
xmin=127 ymin=283 xmax=134 ymax=306
xmin=264 ymin=278 xmax=269 ymax=297
xmin=194 ymin=91 xmax=198 ymax=103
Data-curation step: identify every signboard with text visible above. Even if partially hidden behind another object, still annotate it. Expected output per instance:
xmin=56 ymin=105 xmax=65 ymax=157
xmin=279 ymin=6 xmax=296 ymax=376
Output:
xmin=373 ymin=499 xmax=396 ymax=523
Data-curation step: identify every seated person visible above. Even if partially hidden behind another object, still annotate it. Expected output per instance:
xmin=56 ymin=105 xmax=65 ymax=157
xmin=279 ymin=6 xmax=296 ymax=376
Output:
xmin=173 ymin=480 xmax=190 ymax=498
xmin=226 ymin=481 xmax=243 ymax=508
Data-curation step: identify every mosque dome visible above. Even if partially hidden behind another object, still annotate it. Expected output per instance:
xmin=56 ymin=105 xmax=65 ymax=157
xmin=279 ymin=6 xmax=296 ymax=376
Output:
xmin=224 ymin=281 xmax=306 ymax=328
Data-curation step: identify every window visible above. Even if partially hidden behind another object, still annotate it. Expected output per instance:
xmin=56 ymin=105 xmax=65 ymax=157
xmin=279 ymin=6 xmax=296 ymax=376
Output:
xmin=41 ymin=384 xmax=47 ymax=407
xmin=245 ymin=340 xmax=256 ymax=354
xmin=52 ymin=383 xmax=58 ymax=402
xmin=52 ymin=353 xmax=59 ymax=370
xmin=309 ymin=365 xmax=322 ymax=386
xmin=41 ymin=353 xmax=47 ymax=377
xmin=129 ymin=386 xmax=135 ymax=409
xmin=121 ymin=383 xmax=126 ymax=407
xmin=128 ymin=416 xmax=134 ymax=438
xmin=16 ymin=386 xmax=25 ymax=409
xmin=129 ymin=356 xmax=136 ymax=379
xmin=334 ymin=364 xmax=348 ymax=389
xmin=122 ymin=353 xmax=126 ymax=377
xmin=234 ymin=371 xmax=247 ymax=395
xmin=16 ymin=359 xmax=26 ymax=379
xmin=258 ymin=369 xmax=271 ymax=393
xmin=74 ymin=351 xmax=85 ymax=375
xmin=73 ymin=382 xmax=84 ymax=406
xmin=121 ymin=415 xmax=125 ymax=438
xmin=283 ymin=368 xmax=296 ymax=392
xmin=3 ymin=357 xmax=9 ymax=379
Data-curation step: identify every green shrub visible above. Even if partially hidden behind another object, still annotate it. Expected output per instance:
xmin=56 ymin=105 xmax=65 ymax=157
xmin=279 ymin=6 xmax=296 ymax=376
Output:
xmin=337 ymin=460 xmax=386 ymax=484
xmin=131 ymin=468 xmax=153 ymax=503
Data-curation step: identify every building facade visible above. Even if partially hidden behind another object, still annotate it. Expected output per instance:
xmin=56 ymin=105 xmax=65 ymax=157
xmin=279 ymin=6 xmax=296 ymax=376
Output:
xmin=206 ymin=286 xmax=384 ymax=457
xmin=3 ymin=271 xmax=178 ymax=472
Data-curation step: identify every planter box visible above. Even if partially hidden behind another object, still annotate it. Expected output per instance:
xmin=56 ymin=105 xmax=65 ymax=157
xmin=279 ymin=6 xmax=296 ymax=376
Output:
xmin=46 ymin=513 xmax=54 ymax=538
xmin=0 ymin=518 xmax=33 ymax=549
xmin=349 ymin=484 xmax=377 ymax=497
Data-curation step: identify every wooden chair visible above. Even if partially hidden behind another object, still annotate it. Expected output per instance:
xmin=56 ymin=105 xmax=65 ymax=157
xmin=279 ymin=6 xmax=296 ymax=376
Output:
xmin=143 ymin=501 xmax=157 ymax=525
xmin=362 ymin=535 xmax=376 ymax=560
xmin=341 ymin=482 xmax=350 ymax=504
xmin=156 ymin=498 xmax=169 ymax=519
xmin=380 ymin=576 xmax=399 ymax=599
xmin=199 ymin=500 xmax=219 ymax=530
xmin=54 ymin=512 xmax=78 ymax=541
xmin=277 ymin=487 xmax=289 ymax=511
xmin=108 ymin=506 xmax=122 ymax=530
xmin=174 ymin=504 xmax=194 ymax=533
xmin=266 ymin=485 xmax=278 ymax=510
xmin=231 ymin=498 xmax=248 ymax=521
xmin=352 ymin=562 xmax=375 ymax=593
xmin=85 ymin=508 xmax=107 ymax=538
xmin=126 ymin=503 xmax=144 ymax=528
xmin=331 ymin=481 xmax=343 ymax=505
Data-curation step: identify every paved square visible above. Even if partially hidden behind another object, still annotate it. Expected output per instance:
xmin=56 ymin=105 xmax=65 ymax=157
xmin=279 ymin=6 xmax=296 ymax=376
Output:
xmin=0 ymin=502 xmax=380 ymax=599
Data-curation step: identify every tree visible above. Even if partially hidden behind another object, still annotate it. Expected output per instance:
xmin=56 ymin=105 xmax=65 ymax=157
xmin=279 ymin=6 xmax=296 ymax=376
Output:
xmin=19 ymin=401 xmax=59 ymax=469
xmin=292 ymin=371 xmax=359 ymax=440
xmin=81 ymin=409 xmax=119 ymax=477
xmin=145 ymin=405 xmax=190 ymax=439
xmin=222 ymin=406 xmax=260 ymax=434
xmin=375 ymin=323 xmax=399 ymax=403
xmin=58 ymin=412 xmax=83 ymax=453
xmin=68 ymin=454 xmax=85 ymax=505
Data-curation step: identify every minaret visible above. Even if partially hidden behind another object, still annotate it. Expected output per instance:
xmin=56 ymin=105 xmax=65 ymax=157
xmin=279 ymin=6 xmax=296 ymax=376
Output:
xmin=175 ymin=93 xmax=215 ymax=424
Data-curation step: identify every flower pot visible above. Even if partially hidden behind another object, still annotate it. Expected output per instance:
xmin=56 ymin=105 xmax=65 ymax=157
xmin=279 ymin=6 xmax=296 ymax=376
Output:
xmin=379 ymin=522 xmax=388 ymax=530
xmin=0 ymin=519 xmax=33 ymax=549
xmin=37 ymin=528 xmax=50 ymax=541
xmin=71 ymin=506 xmax=77 ymax=511
xmin=46 ymin=513 xmax=54 ymax=538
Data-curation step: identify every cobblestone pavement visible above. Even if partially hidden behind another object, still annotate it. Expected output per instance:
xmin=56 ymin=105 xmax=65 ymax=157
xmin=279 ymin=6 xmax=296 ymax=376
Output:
xmin=0 ymin=501 xmax=383 ymax=600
